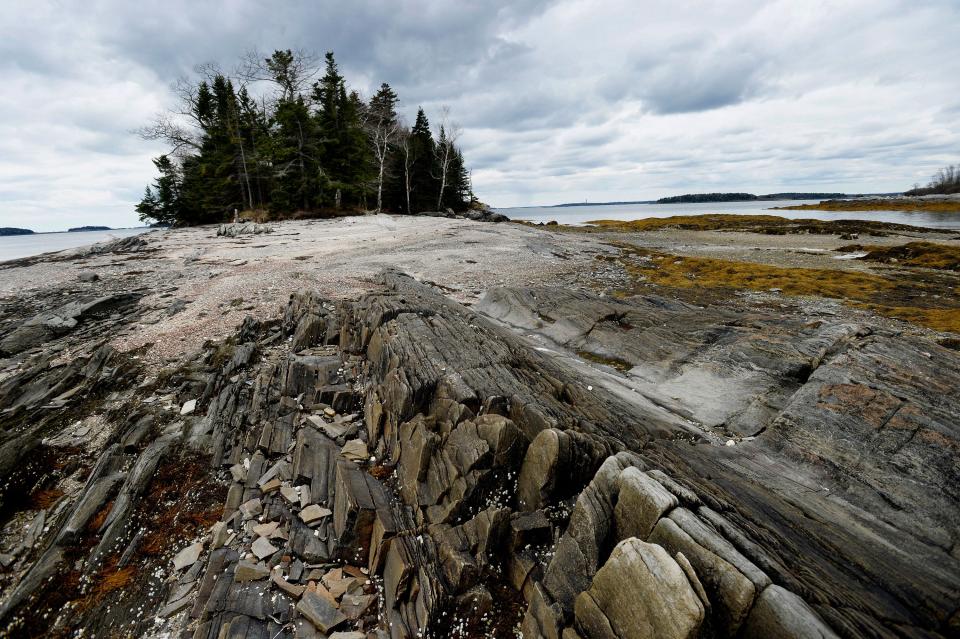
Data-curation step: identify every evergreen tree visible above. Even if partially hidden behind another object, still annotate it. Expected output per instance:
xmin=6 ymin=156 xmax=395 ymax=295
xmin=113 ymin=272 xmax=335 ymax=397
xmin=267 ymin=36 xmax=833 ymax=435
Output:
xmin=408 ymin=108 xmax=437 ymax=213
xmin=311 ymin=52 xmax=370 ymax=208
xmin=446 ymin=147 xmax=471 ymax=210
xmin=269 ymin=96 xmax=320 ymax=213
xmin=135 ymin=187 xmax=159 ymax=224
xmin=236 ymin=85 xmax=269 ymax=210
xmin=367 ymin=83 xmax=399 ymax=212
xmin=136 ymin=155 xmax=182 ymax=225
xmin=339 ymin=90 xmax=372 ymax=206
xmin=135 ymin=50 xmax=474 ymax=224
xmin=313 ymin=51 xmax=343 ymax=204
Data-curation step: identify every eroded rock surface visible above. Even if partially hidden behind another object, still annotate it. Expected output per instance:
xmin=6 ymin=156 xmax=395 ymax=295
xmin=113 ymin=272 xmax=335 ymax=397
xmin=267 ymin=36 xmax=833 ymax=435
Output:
xmin=0 ymin=268 xmax=957 ymax=638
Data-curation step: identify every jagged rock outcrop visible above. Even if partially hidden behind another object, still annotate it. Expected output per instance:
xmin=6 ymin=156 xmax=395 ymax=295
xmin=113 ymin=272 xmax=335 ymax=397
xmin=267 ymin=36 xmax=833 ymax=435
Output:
xmin=0 ymin=292 xmax=141 ymax=355
xmin=346 ymin=273 xmax=958 ymax=638
xmin=78 ymin=234 xmax=149 ymax=256
xmin=217 ymin=223 xmax=274 ymax=237
xmin=419 ymin=204 xmax=509 ymax=223
xmin=574 ymin=538 xmax=705 ymax=639
xmin=1 ymin=270 xmax=957 ymax=638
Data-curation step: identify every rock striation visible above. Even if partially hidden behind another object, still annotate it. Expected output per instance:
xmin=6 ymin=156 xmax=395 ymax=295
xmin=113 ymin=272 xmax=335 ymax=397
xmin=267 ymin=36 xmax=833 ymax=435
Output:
xmin=0 ymin=269 xmax=957 ymax=638
xmin=419 ymin=203 xmax=509 ymax=223
xmin=216 ymin=223 xmax=274 ymax=237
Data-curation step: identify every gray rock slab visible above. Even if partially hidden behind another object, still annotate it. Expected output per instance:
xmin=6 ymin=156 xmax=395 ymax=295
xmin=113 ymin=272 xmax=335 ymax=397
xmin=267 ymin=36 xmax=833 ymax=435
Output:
xmin=296 ymin=590 xmax=347 ymax=633
xmin=172 ymin=542 xmax=204 ymax=571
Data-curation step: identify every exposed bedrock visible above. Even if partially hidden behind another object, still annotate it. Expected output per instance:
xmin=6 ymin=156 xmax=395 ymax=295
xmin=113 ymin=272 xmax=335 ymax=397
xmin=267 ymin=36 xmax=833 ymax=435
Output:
xmin=350 ymin=273 xmax=958 ymax=638
xmin=0 ymin=271 xmax=957 ymax=638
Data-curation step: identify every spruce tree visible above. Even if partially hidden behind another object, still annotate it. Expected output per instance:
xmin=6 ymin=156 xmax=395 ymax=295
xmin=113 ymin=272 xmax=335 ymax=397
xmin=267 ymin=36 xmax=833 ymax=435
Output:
xmin=367 ymin=83 xmax=399 ymax=212
xmin=408 ymin=108 xmax=437 ymax=213
xmin=446 ymin=147 xmax=471 ymax=210
xmin=136 ymin=49 xmax=473 ymax=224
xmin=136 ymin=155 xmax=182 ymax=225
xmin=269 ymin=96 xmax=320 ymax=213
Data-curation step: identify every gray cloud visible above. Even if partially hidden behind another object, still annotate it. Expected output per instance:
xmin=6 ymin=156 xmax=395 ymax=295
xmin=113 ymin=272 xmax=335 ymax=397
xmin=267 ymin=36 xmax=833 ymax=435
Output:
xmin=0 ymin=0 xmax=959 ymax=230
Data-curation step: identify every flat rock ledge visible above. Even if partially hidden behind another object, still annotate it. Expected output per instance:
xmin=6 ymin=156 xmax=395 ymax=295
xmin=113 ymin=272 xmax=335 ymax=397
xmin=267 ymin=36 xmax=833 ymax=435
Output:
xmin=0 ymin=270 xmax=957 ymax=638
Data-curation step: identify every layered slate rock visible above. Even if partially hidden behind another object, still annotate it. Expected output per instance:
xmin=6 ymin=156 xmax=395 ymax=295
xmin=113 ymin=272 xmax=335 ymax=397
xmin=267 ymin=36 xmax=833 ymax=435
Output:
xmin=349 ymin=273 xmax=958 ymax=638
xmin=1 ymin=269 xmax=958 ymax=638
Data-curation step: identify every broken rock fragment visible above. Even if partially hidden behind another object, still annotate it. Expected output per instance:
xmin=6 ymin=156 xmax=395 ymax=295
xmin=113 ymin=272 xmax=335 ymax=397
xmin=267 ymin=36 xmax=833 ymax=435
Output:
xmin=239 ymin=497 xmax=263 ymax=519
xmin=272 ymin=568 xmax=307 ymax=598
xmin=300 ymin=504 xmax=332 ymax=525
xmin=251 ymin=536 xmax=278 ymax=560
xmin=281 ymin=483 xmax=300 ymax=504
xmin=253 ymin=521 xmax=280 ymax=538
xmin=172 ymin=542 xmax=203 ymax=571
xmin=297 ymin=590 xmax=347 ymax=633
xmin=180 ymin=399 xmax=197 ymax=415
xmin=340 ymin=439 xmax=368 ymax=462
xmin=234 ymin=560 xmax=271 ymax=582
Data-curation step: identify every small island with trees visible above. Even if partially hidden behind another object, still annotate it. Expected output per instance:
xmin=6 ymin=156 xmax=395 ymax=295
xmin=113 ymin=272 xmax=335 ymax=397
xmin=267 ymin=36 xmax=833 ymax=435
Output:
xmin=776 ymin=162 xmax=960 ymax=213
xmin=0 ymin=227 xmax=34 ymax=236
xmin=136 ymin=49 xmax=474 ymax=227
xmin=656 ymin=192 xmax=849 ymax=204
xmin=67 ymin=226 xmax=112 ymax=232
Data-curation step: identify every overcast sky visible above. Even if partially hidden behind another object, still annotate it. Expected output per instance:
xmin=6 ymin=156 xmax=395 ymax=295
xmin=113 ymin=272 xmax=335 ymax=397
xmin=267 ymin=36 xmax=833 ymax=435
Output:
xmin=1 ymin=0 xmax=959 ymax=231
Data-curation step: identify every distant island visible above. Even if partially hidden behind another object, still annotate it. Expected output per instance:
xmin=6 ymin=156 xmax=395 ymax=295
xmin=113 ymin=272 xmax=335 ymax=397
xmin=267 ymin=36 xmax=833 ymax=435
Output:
xmin=548 ymin=192 xmax=855 ymax=207
xmin=656 ymin=192 xmax=850 ymax=204
xmin=68 ymin=226 xmax=112 ymax=232
xmin=550 ymin=200 xmax=655 ymax=208
xmin=0 ymin=227 xmax=34 ymax=236
xmin=775 ymin=198 xmax=960 ymax=214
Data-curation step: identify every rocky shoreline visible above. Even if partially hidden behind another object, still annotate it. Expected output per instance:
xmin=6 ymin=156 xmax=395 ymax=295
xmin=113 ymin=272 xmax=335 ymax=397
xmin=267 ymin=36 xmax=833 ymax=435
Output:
xmin=0 ymin=216 xmax=958 ymax=638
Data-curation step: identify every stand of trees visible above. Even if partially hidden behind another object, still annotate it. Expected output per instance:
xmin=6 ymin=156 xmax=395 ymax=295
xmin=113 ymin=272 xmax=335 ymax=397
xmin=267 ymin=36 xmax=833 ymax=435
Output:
xmin=136 ymin=50 xmax=474 ymax=226
xmin=906 ymin=163 xmax=960 ymax=196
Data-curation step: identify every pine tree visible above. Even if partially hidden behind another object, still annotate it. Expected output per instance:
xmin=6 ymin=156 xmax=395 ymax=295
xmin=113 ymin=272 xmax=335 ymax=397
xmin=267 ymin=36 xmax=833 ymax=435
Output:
xmin=446 ymin=147 xmax=471 ymax=210
xmin=339 ymin=90 xmax=372 ymax=206
xmin=313 ymin=52 xmax=342 ymax=204
xmin=136 ymin=155 xmax=182 ymax=225
xmin=311 ymin=52 xmax=370 ymax=208
xmin=236 ymin=85 xmax=269 ymax=210
xmin=269 ymin=96 xmax=320 ymax=213
xmin=135 ymin=187 xmax=159 ymax=224
xmin=408 ymin=108 xmax=437 ymax=213
xmin=367 ymin=83 xmax=399 ymax=212
xmin=136 ymin=50 xmax=474 ymax=224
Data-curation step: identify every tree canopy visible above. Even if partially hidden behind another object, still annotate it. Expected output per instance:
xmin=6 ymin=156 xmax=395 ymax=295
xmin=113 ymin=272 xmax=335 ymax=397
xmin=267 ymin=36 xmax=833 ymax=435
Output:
xmin=136 ymin=49 xmax=474 ymax=226
xmin=906 ymin=162 xmax=960 ymax=196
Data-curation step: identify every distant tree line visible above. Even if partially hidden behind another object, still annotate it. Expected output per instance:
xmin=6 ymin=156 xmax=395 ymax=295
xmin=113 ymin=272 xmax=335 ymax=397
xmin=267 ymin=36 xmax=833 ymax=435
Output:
xmin=657 ymin=193 xmax=758 ymax=203
xmin=656 ymin=192 xmax=850 ymax=204
xmin=136 ymin=50 xmax=474 ymax=226
xmin=906 ymin=163 xmax=960 ymax=195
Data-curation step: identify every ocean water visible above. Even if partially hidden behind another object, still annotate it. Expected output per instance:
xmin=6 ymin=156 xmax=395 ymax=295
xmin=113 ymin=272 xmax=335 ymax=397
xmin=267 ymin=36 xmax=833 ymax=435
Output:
xmin=0 ymin=227 xmax=151 ymax=263
xmin=498 ymin=199 xmax=960 ymax=230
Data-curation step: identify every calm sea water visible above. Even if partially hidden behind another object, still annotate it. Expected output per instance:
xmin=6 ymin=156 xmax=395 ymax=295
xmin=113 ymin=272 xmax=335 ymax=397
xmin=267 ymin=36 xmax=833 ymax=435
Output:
xmin=499 ymin=199 xmax=960 ymax=230
xmin=0 ymin=227 xmax=151 ymax=263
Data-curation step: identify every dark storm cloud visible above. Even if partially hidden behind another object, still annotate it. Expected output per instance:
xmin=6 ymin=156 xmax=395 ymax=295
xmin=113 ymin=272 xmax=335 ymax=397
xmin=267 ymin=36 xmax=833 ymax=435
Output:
xmin=1 ymin=0 xmax=959 ymax=229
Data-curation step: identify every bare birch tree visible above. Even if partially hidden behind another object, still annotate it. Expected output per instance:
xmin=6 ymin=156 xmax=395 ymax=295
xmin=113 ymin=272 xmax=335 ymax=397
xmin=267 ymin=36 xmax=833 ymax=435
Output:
xmin=396 ymin=125 xmax=413 ymax=215
xmin=370 ymin=119 xmax=400 ymax=212
xmin=366 ymin=84 xmax=399 ymax=213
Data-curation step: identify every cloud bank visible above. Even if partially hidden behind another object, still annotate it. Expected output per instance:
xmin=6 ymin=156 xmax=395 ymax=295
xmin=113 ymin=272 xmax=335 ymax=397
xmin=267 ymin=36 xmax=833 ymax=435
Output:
xmin=1 ymin=0 xmax=958 ymax=230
